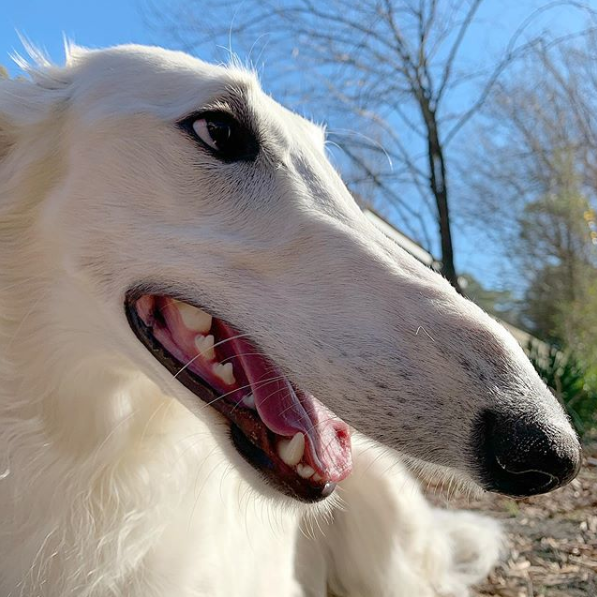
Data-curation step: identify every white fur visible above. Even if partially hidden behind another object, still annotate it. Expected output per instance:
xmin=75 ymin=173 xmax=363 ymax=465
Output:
xmin=1 ymin=44 xmax=579 ymax=596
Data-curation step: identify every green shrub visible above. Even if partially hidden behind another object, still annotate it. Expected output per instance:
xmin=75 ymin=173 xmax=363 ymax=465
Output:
xmin=527 ymin=341 xmax=597 ymax=438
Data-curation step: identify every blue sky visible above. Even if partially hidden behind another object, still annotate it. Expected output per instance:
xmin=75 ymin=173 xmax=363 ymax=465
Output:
xmin=0 ymin=0 xmax=591 ymax=290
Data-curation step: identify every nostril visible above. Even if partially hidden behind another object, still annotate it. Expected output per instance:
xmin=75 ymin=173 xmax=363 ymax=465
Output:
xmin=494 ymin=455 xmax=558 ymax=494
xmin=475 ymin=410 xmax=581 ymax=497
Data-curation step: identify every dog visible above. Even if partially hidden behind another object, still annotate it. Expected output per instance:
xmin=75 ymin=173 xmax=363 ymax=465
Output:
xmin=0 ymin=44 xmax=580 ymax=596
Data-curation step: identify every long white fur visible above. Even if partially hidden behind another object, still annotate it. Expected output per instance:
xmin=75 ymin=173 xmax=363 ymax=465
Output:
xmin=0 ymin=44 xmax=577 ymax=596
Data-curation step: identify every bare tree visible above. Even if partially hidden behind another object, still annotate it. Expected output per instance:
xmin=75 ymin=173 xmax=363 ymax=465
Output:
xmin=461 ymin=37 xmax=597 ymax=357
xmin=149 ymin=0 xmax=595 ymax=290
xmin=463 ymin=35 xmax=597 ymax=254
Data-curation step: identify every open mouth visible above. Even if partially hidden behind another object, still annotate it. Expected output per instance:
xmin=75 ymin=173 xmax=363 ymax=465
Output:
xmin=125 ymin=291 xmax=352 ymax=502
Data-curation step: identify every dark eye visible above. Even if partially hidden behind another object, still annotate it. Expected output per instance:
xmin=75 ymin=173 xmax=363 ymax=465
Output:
xmin=179 ymin=111 xmax=259 ymax=162
xmin=193 ymin=118 xmax=232 ymax=151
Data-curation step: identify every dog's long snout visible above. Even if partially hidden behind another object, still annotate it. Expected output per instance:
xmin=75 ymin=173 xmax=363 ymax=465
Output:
xmin=476 ymin=410 xmax=581 ymax=497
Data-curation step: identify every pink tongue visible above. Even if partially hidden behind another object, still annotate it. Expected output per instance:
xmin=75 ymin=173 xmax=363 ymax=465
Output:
xmin=220 ymin=326 xmax=352 ymax=482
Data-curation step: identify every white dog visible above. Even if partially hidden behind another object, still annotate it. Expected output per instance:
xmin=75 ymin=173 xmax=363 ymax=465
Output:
xmin=0 ymin=45 xmax=581 ymax=597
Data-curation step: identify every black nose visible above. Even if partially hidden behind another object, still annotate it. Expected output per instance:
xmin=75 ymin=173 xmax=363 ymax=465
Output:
xmin=476 ymin=411 xmax=581 ymax=497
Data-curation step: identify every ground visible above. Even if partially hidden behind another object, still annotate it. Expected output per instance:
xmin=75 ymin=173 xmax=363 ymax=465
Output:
xmin=430 ymin=442 xmax=597 ymax=597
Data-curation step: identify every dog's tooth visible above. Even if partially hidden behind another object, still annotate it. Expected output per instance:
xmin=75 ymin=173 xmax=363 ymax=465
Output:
xmin=243 ymin=393 xmax=255 ymax=409
xmin=278 ymin=433 xmax=305 ymax=466
xmin=312 ymin=473 xmax=322 ymax=482
xmin=174 ymin=301 xmax=212 ymax=333
xmin=296 ymin=464 xmax=315 ymax=479
xmin=213 ymin=362 xmax=235 ymax=386
xmin=194 ymin=334 xmax=215 ymax=360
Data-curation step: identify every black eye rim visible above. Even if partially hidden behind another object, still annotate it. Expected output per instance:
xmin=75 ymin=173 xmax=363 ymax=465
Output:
xmin=177 ymin=110 xmax=260 ymax=163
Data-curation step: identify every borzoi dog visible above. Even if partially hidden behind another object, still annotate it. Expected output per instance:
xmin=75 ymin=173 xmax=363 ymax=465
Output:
xmin=0 ymin=45 xmax=580 ymax=597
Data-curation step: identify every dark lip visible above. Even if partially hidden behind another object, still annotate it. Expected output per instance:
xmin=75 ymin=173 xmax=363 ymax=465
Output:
xmin=124 ymin=288 xmax=336 ymax=502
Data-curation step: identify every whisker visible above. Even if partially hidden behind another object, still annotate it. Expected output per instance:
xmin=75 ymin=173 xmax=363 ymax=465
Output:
xmin=327 ymin=127 xmax=393 ymax=169
xmin=219 ymin=351 xmax=267 ymax=364
xmin=231 ymin=385 xmax=289 ymax=414
xmin=202 ymin=375 xmax=287 ymax=409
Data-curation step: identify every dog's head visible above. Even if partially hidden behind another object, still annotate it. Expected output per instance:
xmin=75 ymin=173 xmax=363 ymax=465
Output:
xmin=0 ymin=45 xmax=580 ymax=502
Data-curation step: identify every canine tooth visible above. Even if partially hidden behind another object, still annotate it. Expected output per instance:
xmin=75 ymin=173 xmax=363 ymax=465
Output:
xmin=175 ymin=301 xmax=212 ymax=333
xmin=213 ymin=362 xmax=235 ymax=386
xmin=243 ymin=393 xmax=255 ymax=409
xmin=312 ymin=473 xmax=322 ymax=482
xmin=297 ymin=464 xmax=315 ymax=479
xmin=278 ymin=433 xmax=305 ymax=466
xmin=194 ymin=334 xmax=215 ymax=360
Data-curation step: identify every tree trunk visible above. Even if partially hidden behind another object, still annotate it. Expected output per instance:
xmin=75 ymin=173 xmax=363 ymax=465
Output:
xmin=423 ymin=103 xmax=461 ymax=292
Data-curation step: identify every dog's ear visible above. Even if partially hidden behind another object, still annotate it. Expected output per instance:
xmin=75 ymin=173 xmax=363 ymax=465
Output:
xmin=0 ymin=71 xmax=69 ymax=162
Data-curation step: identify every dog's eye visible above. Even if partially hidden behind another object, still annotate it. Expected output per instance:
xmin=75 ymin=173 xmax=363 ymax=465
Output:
xmin=193 ymin=118 xmax=232 ymax=151
xmin=179 ymin=112 xmax=259 ymax=162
